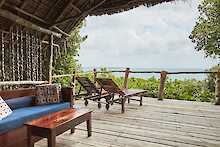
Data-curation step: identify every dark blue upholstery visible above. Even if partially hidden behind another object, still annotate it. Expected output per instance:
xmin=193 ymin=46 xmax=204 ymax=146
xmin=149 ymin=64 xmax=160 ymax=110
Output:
xmin=5 ymin=96 xmax=34 ymax=110
xmin=0 ymin=102 xmax=70 ymax=134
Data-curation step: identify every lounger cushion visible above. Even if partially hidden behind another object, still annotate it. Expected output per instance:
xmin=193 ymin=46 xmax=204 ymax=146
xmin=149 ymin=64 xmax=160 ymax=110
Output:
xmin=5 ymin=96 xmax=34 ymax=110
xmin=0 ymin=102 xmax=70 ymax=134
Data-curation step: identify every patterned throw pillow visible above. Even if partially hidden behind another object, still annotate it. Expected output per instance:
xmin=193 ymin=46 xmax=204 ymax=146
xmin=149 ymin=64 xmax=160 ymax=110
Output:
xmin=0 ymin=96 xmax=12 ymax=120
xmin=35 ymin=84 xmax=60 ymax=105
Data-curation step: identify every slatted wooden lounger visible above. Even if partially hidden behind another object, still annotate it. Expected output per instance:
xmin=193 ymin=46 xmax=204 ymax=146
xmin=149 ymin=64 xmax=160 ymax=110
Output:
xmin=96 ymin=78 xmax=147 ymax=113
xmin=76 ymin=77 xmax=113 ymax=110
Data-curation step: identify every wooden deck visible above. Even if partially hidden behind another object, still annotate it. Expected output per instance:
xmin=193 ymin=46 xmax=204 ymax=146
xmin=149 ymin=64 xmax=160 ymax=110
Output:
xmin=36 ymin=98 xmax=220 ymax=147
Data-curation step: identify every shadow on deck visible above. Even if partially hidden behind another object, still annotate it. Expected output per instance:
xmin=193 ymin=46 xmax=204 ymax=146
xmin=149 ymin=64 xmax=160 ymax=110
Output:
xmin=36 ymin=98 xmax=220 ymax=147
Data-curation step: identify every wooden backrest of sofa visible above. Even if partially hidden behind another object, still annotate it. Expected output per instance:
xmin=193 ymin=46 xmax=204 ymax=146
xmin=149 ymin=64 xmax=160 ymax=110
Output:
xmin=0 ymin=88 xmax=36 ymax=100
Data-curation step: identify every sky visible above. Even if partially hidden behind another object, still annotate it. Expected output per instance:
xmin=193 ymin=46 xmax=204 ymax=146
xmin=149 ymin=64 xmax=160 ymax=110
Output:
xmin=79 ymin=0 xmax=219 ymax=70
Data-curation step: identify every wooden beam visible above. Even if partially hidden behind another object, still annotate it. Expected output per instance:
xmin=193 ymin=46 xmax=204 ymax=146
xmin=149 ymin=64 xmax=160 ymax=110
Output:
xmin=0 ymin=9 xmax=62 ymax=38
xmin=5 ymin=4 xmax=47 ymax=25
xmin=54 ymin=0 xmax=76 ymax=23
xmin=45 ymin=0 xmax=62 ymax=21
xmin=71 ymin=3 xmax=82 ymax=14
xmin=42 ymin=40 xmax=60 ymax=48
xmin=48 ymin=34 xmax=54 ymax=84
xmin=20 ymin=0 xmax=29 ymax=9
xmin=53 ymin=0 xmax=107 ymax=27
xmin=53 ymin=26 xmax=70 ymax=37
xmin=0 ymin=0 xmax=6 ymax=8
xmin=5 ymin=4 xmax=70 ymax=37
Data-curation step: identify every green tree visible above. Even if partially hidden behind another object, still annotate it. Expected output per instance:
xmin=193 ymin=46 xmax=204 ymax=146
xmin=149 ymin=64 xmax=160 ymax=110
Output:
xmin=205 ymin=64 xmax=220 ymax=92
xmin=53 ymin=22 xmax=87 ymax=86
xmin=190 ymin=0 xmax=220 ymax=58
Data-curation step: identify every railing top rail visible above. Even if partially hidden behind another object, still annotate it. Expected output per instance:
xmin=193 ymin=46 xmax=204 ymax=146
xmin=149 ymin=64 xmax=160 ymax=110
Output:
xmin=96 ymin=70 xmax=218 ymax=74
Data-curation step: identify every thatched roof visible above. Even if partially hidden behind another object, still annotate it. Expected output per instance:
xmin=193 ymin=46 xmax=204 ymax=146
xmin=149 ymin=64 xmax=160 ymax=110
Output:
xmin=0 ymin=0 xmax=175 ymax=39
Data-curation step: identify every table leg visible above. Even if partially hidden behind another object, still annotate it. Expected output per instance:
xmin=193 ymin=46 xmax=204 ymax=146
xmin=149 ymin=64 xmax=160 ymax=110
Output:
xmin=48 ymin=133 xmax=56 ymax=147
xmin=70 ymin=127 xmax=75 ymax=134
xmin=27 ymin=127 xmax=34 ymax=147
xmin=140 ymin=96 xmax=143 ymax=106
xmin=86 ymin=115 xmax=92 ymax=137
xmin=121 ymin=98 xmax=125 ymax=113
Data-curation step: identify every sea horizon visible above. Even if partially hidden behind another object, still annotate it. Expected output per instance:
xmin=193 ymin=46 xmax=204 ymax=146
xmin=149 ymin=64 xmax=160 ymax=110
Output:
xmin=81 ymin=67 xmax=210 ymax=80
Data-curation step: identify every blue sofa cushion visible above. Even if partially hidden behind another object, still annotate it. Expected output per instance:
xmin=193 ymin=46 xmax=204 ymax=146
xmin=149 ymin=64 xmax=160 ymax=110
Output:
xmin=0 ymin=102 xmax=70 ymax=134
xmin=5 ymin=96 xmax=34 ymax=110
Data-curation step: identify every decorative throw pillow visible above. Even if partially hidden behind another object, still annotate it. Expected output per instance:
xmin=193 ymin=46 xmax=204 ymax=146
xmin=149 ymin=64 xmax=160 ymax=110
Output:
xmin=0 ymin=96 xmax=12 ymax=120
xmin=35 ymin=84 xmax=60 ymax=105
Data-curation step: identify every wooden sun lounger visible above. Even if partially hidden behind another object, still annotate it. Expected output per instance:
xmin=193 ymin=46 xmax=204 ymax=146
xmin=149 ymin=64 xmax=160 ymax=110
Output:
xmin=96 ymin=78 xmax=147 ymax=113
xmin=76 ymin=77 xmax=113 ymax=110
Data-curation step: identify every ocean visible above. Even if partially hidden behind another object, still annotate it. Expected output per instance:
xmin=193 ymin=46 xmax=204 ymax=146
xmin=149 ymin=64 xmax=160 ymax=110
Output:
xmin=82 ymin=67 xmax=210 ymax=80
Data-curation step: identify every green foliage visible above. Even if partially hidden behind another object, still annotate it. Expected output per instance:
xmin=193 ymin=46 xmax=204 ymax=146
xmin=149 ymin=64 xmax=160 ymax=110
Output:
xmin=87 ymin=69 xmax=215 ymax=102
xmin=205 ymin=64 xmax=220 ymax=92
xmin=190 ymin=0 xmax=220 ymax=58
xmin=53 ymin=22 xmax=86 ymax=87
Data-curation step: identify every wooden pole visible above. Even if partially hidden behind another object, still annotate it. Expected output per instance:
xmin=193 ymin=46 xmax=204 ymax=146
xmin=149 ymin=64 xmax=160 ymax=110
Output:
xmin=215 ymin=69 xmax=220 ymax=105
xmin=0 ymin=9 xmax=62 ymax=38
xmin=48 ymin=34 xmax=53 ymax=84
xmin=0 ymin=0 xmax=6 ymax=8
xmin=123 ymin=68 xmax=130 ymax=90
xmin=71 ymin=70 xmax=76 ymax=106
xmin=158 ymin=71 xmax=167 ymax=100
xmin=93 ymin=68 xmax=97 ymax=83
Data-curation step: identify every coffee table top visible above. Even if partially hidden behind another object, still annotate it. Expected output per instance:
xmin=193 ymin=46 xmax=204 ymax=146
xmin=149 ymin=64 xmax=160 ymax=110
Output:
xmin=25 ymin=108 xmax=92 ymax=129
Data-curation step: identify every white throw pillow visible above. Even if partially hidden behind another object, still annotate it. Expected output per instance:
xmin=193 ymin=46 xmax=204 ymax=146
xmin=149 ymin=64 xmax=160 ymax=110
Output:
xmin=0 ymin=96 xmax=12 ymax=120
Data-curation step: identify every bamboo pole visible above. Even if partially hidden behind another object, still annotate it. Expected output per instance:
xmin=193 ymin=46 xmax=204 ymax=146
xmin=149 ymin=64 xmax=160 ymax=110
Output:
xmin=123 ymin=68 xmax=130 ymax=90
xmin=215 ymin=69 xmax=220 ymax=105
xmin=48 ymin=34 xmax=53 ymax=84
xmin=158 ymin=71 xmax=167 ymax=100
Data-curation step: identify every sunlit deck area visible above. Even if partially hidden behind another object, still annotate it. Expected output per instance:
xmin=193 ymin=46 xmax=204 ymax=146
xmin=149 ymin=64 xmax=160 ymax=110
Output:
xmin=36 ymin=98 xmax=220 ymax=147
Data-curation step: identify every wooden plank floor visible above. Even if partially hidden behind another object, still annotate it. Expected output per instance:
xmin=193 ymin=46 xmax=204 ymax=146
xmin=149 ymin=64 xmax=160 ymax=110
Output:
xmin=36 ymin=97 xmax=220 ymax=147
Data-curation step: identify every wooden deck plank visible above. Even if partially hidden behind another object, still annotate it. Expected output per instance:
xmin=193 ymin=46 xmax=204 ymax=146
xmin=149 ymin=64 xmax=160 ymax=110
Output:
xmin=36 ymin=97 xmax=220 ymax=147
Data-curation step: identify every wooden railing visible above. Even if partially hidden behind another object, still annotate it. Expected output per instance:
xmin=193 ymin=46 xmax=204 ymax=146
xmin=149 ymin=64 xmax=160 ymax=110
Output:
xmin=51 ymin=67 xmax=220 ymax=105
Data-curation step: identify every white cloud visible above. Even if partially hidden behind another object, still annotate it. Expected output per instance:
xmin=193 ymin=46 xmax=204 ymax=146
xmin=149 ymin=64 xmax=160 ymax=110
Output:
xmin=79 ymin=0 xmax=219 ymax=69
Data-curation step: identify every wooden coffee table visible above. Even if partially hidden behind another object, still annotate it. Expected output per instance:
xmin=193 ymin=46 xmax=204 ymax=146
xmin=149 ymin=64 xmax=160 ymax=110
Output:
xmin=25 ymin=108 xmax=92 ymax=147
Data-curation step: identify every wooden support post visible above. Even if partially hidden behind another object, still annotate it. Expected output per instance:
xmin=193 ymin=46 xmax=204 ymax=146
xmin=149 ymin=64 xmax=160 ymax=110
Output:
xmin=123 ymin=68 xmax=130 ymax=90
xmin=48 ymin=35 xmax=53 ymax=84
xmin=93 ymin=68 xmax=97 ymax=83
xmin=215 ymin=69 xmax=220 ymax=105
xmin=72 ymin=70 xmax=76 ymax=105
xmin=158 ymin=71 xmax=167 ymax=100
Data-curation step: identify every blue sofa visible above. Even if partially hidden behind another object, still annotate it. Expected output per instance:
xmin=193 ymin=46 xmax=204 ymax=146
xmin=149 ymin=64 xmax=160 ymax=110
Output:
xmin=0 ymin=96 xmax=70 ymax=134
xmin=0 ymin=88 xmax=73 ymax=147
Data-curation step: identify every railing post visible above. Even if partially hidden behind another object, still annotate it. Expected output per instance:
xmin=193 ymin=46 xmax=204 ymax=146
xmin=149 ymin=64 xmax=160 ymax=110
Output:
xmin=93 ymin=68 xmax=97 ymax=83
xmin=215 ymin=69 xmax=220 ymax=105
xmin=123 ymin=68 xmax=130 ymax=90
xmin=158 ymin=71 xmax=167 ymax=100
xmin=48 ymin=34 xmax=53 ymax=84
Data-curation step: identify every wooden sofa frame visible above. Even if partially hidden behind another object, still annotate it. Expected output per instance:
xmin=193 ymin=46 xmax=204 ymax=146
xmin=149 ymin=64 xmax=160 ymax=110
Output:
xmin=0 ymin=87 xmax=73 ymax=147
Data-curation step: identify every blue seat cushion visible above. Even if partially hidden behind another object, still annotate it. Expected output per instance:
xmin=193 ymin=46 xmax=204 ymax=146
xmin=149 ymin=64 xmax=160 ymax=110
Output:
xmin=5 ymin=96 xmax=34 ymax=110
xmin=0 ymin=102 xmax=70 ymax=134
